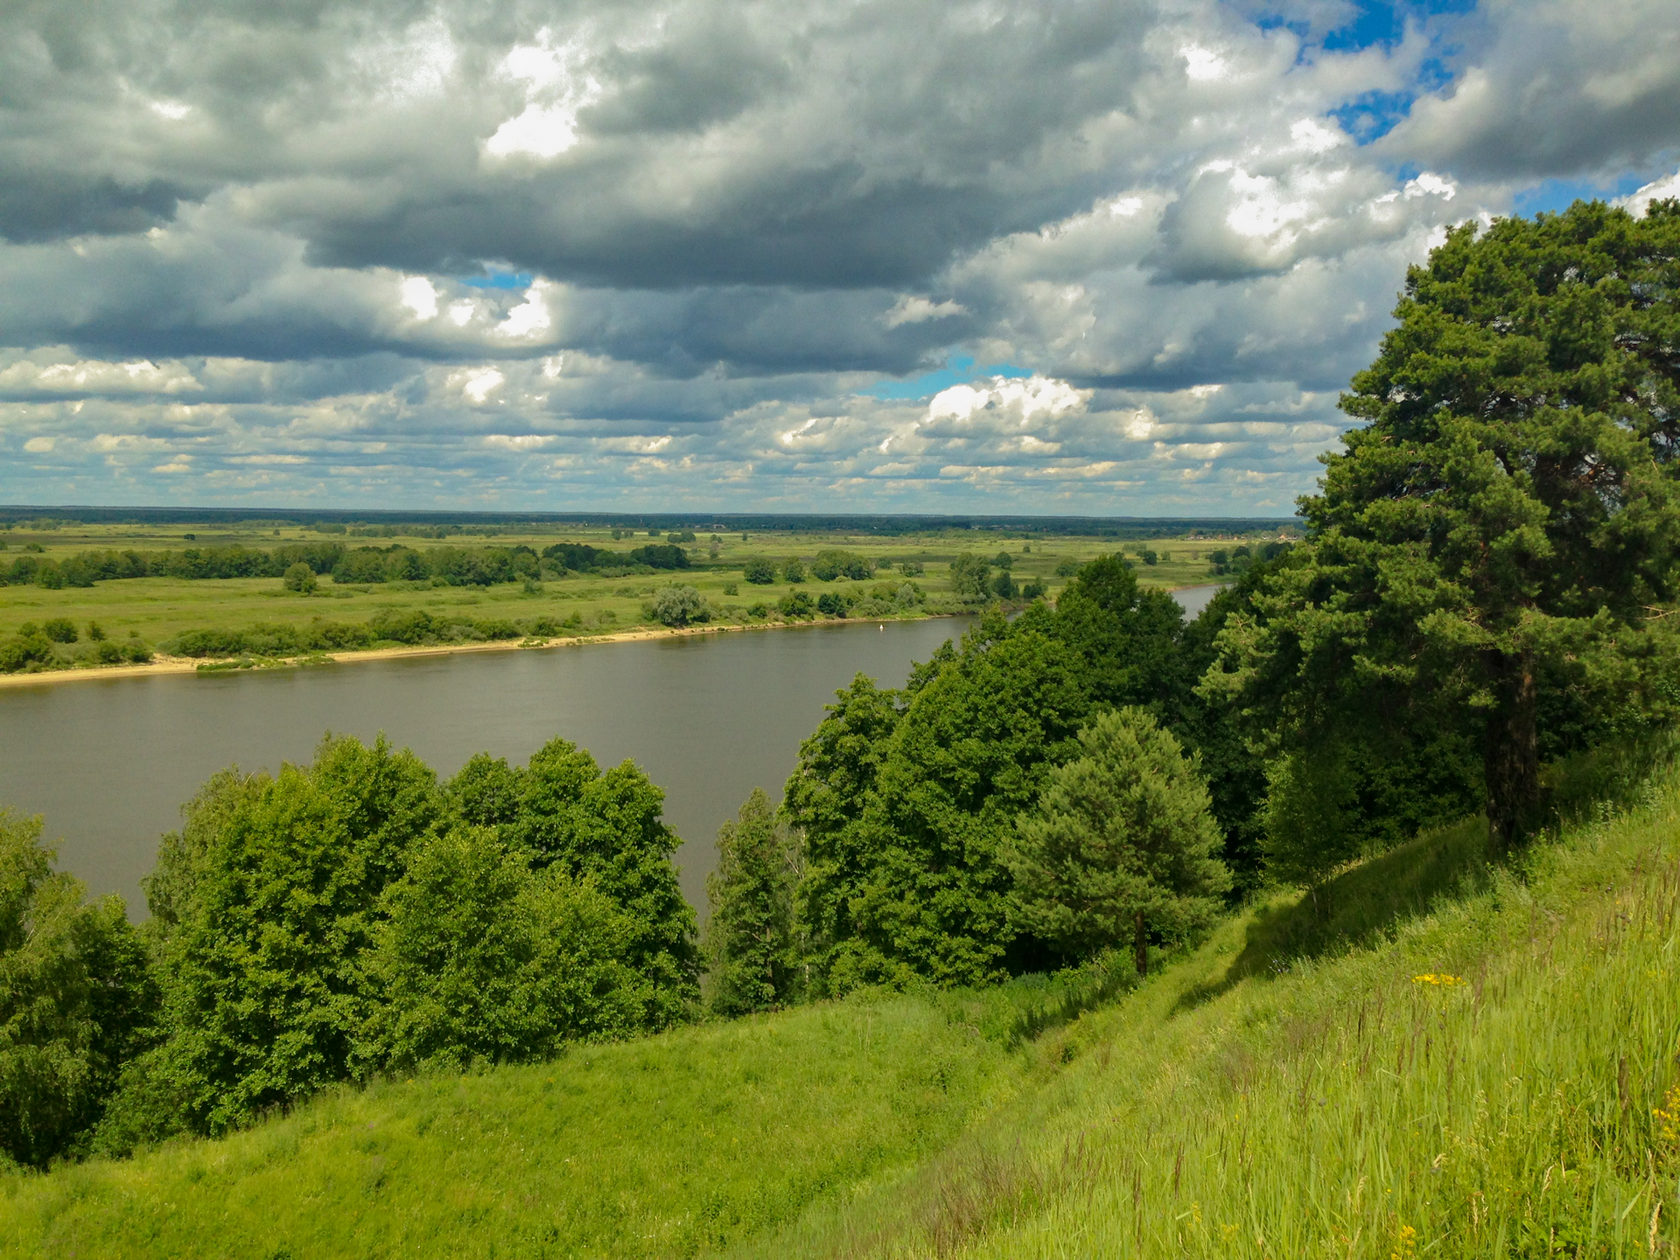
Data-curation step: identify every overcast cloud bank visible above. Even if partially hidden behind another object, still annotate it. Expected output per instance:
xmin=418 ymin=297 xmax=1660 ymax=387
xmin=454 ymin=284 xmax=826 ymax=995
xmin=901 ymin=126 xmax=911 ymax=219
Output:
xmin=2 ymin=0 xmax=1677 ymax=513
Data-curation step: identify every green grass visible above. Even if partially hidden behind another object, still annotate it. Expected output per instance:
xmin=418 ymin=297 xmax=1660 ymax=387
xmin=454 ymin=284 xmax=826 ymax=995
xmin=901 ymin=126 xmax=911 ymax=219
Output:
xmin=0 ymin=521 xmax=1258 ymax=672
xmin=739 ymin=746 xmax=1680 ymax=1258
xmin=13 ymin=722 xmax=1666 ymax=1258
xmin=0 ymin=996 xmax=1026 ymax=1258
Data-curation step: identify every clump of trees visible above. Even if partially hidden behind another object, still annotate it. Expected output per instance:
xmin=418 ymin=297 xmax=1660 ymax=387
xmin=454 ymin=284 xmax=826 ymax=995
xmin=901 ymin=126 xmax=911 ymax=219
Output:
xmin=0 ymin=538 xmax=696 ymax=592
xmin=0 ymin=735 xmax=697 ymax=1165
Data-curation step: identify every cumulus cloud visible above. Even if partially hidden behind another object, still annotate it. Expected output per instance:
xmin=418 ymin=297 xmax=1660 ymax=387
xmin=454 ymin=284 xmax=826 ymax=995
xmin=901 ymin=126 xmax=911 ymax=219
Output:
xmin=0 ymin=0 xmax=1674 ymax=512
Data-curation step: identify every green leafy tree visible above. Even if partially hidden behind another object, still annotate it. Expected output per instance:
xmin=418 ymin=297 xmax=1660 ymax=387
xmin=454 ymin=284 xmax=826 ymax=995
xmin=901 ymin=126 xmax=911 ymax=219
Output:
xmin=1009 ymin=709 xmax=1230 ymax=974
xmin=783 ymin=558 xmax=807 ymax=583
xmin=703 ymin=789 xmax=803 ymax=1015
xmin=282 ymin=561 xmax=317 ymax=593
xmin=784 ymin=675 xmax=903 ymax=991
xmin=650 ymin=584 xmax=708 ymax=627
xmin=1210 ymin=201 xmax=1680 ymax=857
xmin=742 ymin=557 xmax=777 ymax=585
xmin=0 ymin=812 xmax=155 ymax=1167
xmin=948 ymin=552 xmax=992 ymax=602
xmin=361 ymin=827 xmax=645 ymax=1070
xmin=147 ymin=735 xmax=443 ymax=1132
xmin=836 ymin=612 xmax=1089 ymax=987
xmin=502 ymin=740 xmax=699 ymax=1027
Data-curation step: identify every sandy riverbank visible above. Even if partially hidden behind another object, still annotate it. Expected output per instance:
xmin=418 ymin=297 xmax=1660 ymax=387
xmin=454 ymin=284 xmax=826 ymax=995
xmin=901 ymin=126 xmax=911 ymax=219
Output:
xmin=0 ymin=616 xmax=950 ymax=690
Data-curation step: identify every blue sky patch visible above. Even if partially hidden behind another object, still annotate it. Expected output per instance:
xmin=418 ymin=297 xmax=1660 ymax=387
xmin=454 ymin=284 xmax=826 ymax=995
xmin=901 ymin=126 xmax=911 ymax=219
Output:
xmin=861 ymin=355 xmax=1032 ymax=401
xmin=1512 ymin=173 xmax=1649 ymax=218
xmin=459 ymin=269 xmax=535 ymax=290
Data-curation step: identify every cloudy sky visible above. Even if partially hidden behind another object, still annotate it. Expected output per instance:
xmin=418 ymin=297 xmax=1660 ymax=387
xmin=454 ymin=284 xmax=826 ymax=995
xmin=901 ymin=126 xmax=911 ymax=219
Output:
xmin=2 ymin=0 xmax=1677 ymax=515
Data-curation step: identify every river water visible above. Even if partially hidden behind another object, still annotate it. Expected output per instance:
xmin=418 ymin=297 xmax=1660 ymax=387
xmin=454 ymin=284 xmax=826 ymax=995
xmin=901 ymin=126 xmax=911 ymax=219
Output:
xmin=0 ymin=588 xmax=1220 ymax=917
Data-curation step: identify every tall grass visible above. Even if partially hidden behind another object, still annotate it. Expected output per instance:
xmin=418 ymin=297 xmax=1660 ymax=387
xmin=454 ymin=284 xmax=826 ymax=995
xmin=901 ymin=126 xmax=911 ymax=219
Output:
xmin=744 ymin=744 xmax=1680 ymax=1258
xmin=0 ymin=996 xmax=1019 ymax=1258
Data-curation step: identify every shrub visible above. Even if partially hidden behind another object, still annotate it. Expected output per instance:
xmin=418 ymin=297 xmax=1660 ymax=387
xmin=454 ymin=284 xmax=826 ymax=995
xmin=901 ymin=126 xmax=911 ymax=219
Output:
xmin=42 ymin=617 xmax=77 ymax=643
xmin=282 ymin=562 xmax=317 ymax=593
xmin=650 ymin=585 xmax=708 ymax=628
xmin=742 ymin=557 xmax=777 ymax=584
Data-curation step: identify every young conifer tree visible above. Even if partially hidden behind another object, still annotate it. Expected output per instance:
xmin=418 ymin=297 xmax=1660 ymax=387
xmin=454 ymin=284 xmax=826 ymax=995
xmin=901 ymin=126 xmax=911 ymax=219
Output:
xmin=1008 ymin=707 xmax=1230 ymax=974
xmin=703 ymin=789 xmax=802 ymax=1015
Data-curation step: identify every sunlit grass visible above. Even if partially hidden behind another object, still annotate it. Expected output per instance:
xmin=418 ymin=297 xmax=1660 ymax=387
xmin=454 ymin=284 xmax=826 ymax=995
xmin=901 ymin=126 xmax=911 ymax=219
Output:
xmin=743 ymin=745 xmax=1680 ymax=1258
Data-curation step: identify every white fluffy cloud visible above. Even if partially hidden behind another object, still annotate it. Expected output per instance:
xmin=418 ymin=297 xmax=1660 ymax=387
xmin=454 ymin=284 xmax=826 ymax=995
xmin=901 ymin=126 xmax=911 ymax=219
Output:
xmin=0 ymin=0 xmax=1676 ymax=512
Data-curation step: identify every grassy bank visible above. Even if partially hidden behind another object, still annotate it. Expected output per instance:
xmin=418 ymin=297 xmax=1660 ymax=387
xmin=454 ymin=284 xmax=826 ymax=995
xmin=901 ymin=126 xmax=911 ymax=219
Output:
xmin=0 ymin=519 xmax=1263 ymax=678
xmin=12 ymin=747 xmax=1670 ymax=1257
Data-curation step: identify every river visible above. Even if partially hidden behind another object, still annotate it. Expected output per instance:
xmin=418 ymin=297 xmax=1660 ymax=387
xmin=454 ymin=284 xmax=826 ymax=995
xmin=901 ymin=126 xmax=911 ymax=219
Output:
xmin=0 ymin=588 xmax=1220 ymax=917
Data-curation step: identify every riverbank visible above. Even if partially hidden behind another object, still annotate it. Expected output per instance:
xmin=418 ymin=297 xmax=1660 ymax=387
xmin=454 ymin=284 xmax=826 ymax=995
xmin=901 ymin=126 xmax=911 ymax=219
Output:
xmin=0 ymin=613 xmax=956 ymax=690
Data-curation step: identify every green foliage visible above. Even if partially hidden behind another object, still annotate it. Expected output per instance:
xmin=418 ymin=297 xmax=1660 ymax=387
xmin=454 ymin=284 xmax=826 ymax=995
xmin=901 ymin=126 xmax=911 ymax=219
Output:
xmin=782 ymin=557 xmax=807 ymax=583
xmin=821 ymin=614 xmax=1090 ymax=988
xmin=1008 ymin=708 xmax=1230 ymax=966
xmin=362 ymin=827 xmax=646 ymax=1071
xmin=458 ymin=739 xmax=699 ymax=1028
xmin=40 ymin=617 xmax=77 ymax=643
xmin=281 ymin=561 xmax=316 ymax=593
xmin=741 ymin=556 xmax=776 ymax=584
xmin=0 ymin=812 xmax=154 ymax=1167
xmin=143 ymin=736 xmax=443 ymax=1133
xmin=777 ymin=590 xmax=813 ymax=619
xmin=1209 ymin=200 xmax=1680 ymax=863
xmin=703 ymin=790 xmax=803 ymax=1016
xmin=947 ymin=552 xmax=992 ymax=601
xmin=649 ymin=583 xmax=708 ymax=627
xmin=811 ymin=549 xmax=871 ymax=581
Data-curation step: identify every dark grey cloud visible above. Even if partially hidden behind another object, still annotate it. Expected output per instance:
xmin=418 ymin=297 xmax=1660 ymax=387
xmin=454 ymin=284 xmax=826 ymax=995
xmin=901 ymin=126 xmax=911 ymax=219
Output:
xmin=1 ymin=0 xmax=1677 ymax=513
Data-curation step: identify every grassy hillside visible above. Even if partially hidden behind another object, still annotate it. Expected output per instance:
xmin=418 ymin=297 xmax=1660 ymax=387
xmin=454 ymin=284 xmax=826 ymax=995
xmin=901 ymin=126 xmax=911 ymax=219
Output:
xmin=5 ymin=746 xmax=1677 ymax=1258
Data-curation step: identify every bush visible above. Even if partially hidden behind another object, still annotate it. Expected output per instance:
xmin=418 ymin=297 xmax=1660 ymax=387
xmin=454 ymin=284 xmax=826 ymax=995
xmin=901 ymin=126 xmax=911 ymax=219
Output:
xmin=742 ymin=557 xmax=777 ymax=584
xmin=816 ymin=591 xmax=849 ymax=618
xmin=0 ymin=632 xmax=55 ymax=673
xmin=41 ymin=617 xmax=77 ymax=643
xmin=778 ymin=591 xmax=814 ymax=619
xmin=650 ymin=585 xmax=709 ymax=628
xmin=783 ymin=559 xmax=807 ymax=583
xmin=282 ymin=562 xmax=317 ymax=593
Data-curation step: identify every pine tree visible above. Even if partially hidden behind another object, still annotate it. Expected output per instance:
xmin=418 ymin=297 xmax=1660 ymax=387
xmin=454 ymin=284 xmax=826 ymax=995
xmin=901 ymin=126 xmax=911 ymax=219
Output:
xmin=1007 ymin=708 xmax=1230 ymax=974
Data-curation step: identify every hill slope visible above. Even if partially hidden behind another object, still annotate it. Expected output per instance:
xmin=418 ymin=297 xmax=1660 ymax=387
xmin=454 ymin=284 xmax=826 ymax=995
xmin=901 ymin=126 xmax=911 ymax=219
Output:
xmin=4 ymin=748 xmax=1678 ymax=1258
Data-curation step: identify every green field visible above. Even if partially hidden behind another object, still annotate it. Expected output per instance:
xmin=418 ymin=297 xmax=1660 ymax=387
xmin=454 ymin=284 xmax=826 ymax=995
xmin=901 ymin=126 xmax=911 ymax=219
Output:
xmin=5 ymin=741 xmax=1674 ymax=1257
xmin=0 ymin=519 xmax=1276 ymax=672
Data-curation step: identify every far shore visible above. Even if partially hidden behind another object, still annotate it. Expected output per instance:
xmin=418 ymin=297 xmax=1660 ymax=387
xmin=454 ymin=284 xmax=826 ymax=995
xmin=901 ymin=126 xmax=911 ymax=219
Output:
xmin=0 ymin=613 xmax=963 ymax=691
xmin=0 ymin=580 xmax=1226 ymax=691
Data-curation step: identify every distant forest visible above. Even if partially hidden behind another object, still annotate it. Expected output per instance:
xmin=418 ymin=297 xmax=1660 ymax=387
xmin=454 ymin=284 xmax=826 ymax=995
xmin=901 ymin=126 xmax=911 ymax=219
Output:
xmin=0 ymin=506 xmax=1298 ymax=540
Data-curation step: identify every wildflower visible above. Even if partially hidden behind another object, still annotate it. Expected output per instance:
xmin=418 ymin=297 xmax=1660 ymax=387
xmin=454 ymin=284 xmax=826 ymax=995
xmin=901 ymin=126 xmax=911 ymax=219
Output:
xmin=1411 ymin=973 xmax=1466 ymax=987
xmin=1391 ymin=1222 xmax=1417 ymax=1259
xmin=1654 ymin=1081 xmax=1680 ymax=1146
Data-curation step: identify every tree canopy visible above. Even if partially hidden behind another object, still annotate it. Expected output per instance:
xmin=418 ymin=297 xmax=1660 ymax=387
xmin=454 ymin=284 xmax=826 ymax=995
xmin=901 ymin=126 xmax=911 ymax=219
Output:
xmin=1208 ymin=200 xmax=1680 ymax=857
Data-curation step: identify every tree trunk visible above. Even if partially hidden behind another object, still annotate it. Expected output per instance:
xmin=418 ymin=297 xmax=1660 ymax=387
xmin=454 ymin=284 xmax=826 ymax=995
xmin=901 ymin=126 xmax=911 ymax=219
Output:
xmin=1484 ymin=647 xmax=1539 ymax=859
xmin=1133 ymin=909 xmax=1148 ymax=977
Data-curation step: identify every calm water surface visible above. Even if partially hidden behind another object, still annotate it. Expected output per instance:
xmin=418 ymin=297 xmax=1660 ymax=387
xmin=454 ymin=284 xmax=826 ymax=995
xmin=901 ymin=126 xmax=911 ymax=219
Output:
xmin=1 ymin=619 xmax=969 ymax=916
xmin=1 ymin=588 xmax=1218 ymax=917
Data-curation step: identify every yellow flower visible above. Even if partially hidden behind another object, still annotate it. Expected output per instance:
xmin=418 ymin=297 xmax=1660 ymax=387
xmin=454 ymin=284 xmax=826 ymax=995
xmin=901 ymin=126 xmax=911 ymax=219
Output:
xmin=1411 ymin=973 xmax=1466 ymax=987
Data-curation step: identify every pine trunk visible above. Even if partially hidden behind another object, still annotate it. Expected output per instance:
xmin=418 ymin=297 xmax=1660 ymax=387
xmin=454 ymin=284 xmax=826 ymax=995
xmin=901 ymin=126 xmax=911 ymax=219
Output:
xmin=1484 ymin=647 xmax=1539 ymax=858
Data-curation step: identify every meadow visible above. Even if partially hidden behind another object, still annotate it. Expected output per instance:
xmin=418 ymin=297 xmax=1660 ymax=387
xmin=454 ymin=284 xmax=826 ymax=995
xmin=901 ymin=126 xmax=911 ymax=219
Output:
xmin=0 ymin=517 xmax=1273 ymax=673
xmin=4 ymin=740 xmax=1674 ymax=1257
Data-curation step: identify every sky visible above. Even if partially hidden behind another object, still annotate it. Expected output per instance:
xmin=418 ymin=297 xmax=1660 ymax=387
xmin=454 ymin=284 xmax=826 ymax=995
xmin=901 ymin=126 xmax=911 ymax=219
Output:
xmin=2 ymin=0 xmax=1678 ymax=516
